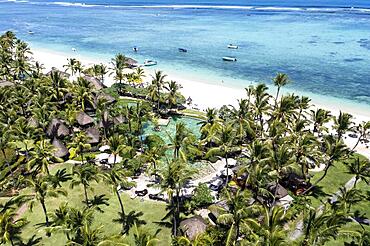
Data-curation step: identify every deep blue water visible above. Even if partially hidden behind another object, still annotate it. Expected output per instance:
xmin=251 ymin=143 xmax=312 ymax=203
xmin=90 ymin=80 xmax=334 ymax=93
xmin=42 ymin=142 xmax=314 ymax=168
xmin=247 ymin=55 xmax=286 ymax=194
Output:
xmin=1 ymin=0 xmax=370 ymax=109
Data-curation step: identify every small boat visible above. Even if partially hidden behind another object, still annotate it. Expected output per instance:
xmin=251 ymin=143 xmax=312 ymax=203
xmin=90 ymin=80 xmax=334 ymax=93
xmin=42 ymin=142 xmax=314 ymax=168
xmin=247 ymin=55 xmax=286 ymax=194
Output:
xmin=28 ymin=31 xmax=34 ymax=35
xmin=71 ymin=48 xmax=77 ymax=52
xmin=178 ymin=48 xmax=187 ymax=53
xmin=144 ymin=59 xmax=157 ymax=66
xmin=222 ymin=56 xmax=237 ymax=62
xmin=227 ymin=44 xmax=239 ymax=49
xmin=133 ymin=46 xmax=139 ymax=52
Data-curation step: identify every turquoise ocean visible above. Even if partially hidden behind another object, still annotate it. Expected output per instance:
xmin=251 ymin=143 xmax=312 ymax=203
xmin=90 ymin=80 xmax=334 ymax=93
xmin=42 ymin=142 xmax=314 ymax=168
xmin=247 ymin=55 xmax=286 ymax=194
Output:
xmin=1 ymin=0 xmax=370 ymax=113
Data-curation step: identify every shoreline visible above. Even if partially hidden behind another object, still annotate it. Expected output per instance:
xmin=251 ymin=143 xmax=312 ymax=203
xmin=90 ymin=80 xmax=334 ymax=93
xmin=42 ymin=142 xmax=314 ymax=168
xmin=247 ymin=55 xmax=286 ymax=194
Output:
xmin=31 ymin=47 xmax=370 ymax=122
xmin=31 ymin=47 xmax=370 ymax=159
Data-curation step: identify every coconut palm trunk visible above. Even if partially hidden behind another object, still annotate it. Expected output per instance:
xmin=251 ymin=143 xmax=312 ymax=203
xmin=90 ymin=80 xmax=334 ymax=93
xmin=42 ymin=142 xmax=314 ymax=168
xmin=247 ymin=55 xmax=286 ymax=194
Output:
xmin=83 ymin=184 xmax=89 ymax=207
xmin=40 ymin=198 xmax=49 ymax=226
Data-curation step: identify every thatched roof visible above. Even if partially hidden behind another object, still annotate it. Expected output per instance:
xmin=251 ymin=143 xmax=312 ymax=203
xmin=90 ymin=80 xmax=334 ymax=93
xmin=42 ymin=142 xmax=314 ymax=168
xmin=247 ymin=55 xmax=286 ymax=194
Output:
xmin=126 ymin=57 xmax=138 ymax=66
xmin=113 ymin=115 xmax=125 ymax=125
xmin=0 ymin=80 xmax=14 ymax=87
xmin=179 ymin=216 xmax=207 ymax=241
xmin=85 ymin=127 xmax=100 ymax=144
xmin=76 ymin=112 xmax=94 ymax=126
xmin=83 ymin=76 xmax=106 ymax=91
xmin=47 ymin=118 xmax=70 ymax=137
xmin=268 ymin=182 xmax=289 ymax=199
xmin=97 ymin=93 xmax=116 ymax=104
xmin=52 ymin=138 xmax=69 ymax=158
xmin=46 ymin=67 xmax=70 ymax=78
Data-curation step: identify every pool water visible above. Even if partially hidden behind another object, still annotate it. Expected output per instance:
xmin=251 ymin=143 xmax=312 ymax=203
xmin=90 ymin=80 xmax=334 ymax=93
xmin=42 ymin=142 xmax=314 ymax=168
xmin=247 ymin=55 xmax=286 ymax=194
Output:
xmin=142 ymin=116 xmax=201 ymax=144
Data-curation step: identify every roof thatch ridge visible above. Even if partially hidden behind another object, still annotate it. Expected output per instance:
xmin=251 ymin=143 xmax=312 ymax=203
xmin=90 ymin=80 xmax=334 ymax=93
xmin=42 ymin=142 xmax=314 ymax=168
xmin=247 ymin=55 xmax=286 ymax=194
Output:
xmin=47 ymin=118 xmax=70 ymax=137
xmin=46 ymin=68 xmax=70 ymax=78
xmin=76 ymin=111 xmax=94 ymax=126
xmin=179 ymin=216 xmax=208 ymax=241
xmin=85 ymin=127 xmax=100 ymax=144
xmin=83 ymin=75 xmax=106 ymax=91
xmin=52 ymin=138 xmax=69 ymax=158
xmin=267 ymin=182 xmax=288 ymax=199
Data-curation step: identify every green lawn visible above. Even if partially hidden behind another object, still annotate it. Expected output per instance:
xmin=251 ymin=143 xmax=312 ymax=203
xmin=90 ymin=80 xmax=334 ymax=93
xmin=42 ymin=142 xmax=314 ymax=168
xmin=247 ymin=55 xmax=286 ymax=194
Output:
xmin=19 ymin=163 xmax=171 ymax=245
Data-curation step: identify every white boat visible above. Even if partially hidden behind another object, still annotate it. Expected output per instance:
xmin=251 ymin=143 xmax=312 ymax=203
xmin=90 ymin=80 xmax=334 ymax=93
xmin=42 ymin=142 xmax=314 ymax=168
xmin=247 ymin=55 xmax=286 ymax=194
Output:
xmin=28 ymin=31 xmax=34 ymax=35
xmin=144 ymin=59 xmax=157 ymax=66
xmin=71 ymin=48 xmax=77 ymax=52
xmin=222 ymin=56 xmax=237 ymax=62
xmin=227 ymin=44 xmax=239 ymax=49
xmin=133 ymin=47 xmax=138 ymax=52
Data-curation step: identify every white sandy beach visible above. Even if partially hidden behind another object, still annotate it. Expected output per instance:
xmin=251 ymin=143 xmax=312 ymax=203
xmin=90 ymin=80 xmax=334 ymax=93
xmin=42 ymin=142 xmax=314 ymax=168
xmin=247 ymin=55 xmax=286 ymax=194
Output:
xmin=31 ymin=48 xmax=370 ymax=158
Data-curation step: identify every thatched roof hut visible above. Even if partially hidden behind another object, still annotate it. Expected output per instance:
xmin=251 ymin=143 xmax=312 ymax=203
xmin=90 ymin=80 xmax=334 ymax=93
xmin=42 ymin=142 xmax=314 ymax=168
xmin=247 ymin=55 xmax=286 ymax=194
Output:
xmin=76 ymin=112 xmax=94 ymax=127
xmin=46 ymin=67 xmax=70 ymax=78
xmin=47 ymin=118 xmax=70 ymax=137
xmin=179 ymin=216 xmax=208 ymax=241
xmin=83 ymin=76 xmax=106 ymax=91
xmin=0 ymin=80 xmax=13 ymax=87
xmin=85 ymin=127 xmax=100 ymax=144
xmin=52 ymin=138 xmax=69 ymax=158
xmin=268 ymin=182 xmax=288 ymax=199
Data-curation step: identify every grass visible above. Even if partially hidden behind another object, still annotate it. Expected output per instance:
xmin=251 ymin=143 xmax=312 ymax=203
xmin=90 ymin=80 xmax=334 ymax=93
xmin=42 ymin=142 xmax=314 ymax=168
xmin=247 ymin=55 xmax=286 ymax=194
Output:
xmin=306 ymin=154 xmax=370 ymax=245
xmin=19 ymin=163 xmax=171 ymax=245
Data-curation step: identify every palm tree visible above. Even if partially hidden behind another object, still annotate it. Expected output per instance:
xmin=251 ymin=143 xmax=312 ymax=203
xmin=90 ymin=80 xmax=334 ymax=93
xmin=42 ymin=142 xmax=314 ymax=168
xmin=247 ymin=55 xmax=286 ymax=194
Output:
xmin=198 ymin=108 xmax=221 ymax=142
xmin=64 ymin=58 xmax=77 ymax=76
xmin=148 ymin=70 xmax=167 ymax=112
xmin=273 ymin=73 xmax=290 ymax=107
xmin=70 ymin=164 xmax=99 ymax=207
xmin=158 ymin=158 xmax=196 ymax=236
xmin=213 ymin=189 xmax=252 ymax=244
xmin=27 ymin=139 xmax=62 ymax=175
xmin=252 ymin=84 xmax=271 ymax=135
xmin=310 ymin=108 xmax=332 ymax=135
xmin=26 ymin=176 xmax=67 ymax=227
xmin=101 ymin=167 xmax=133 ymax=234
xmin=245 ymin=205 xmax=287 ymax=245
xmin=50 ymin=70 xmax=66 ymax=102
xmin=333 ymin=111 xmax=353 ymax=140
xmin=68 ymin=132 xmax=91 ymax=164
xmin=206 ymin=122 xmax=236 ymax=185
xmin=301 ymin=206 xmax=353 ymax=246
xmin=345 ymin=157 xmax=370 ymax=188
xmin=107 ymin=134 xmax=128 ymax=166
xmin=131 ymin=223 xmax=160 ymax=246
xmin=164 ymin=80 xmax=183 ymax=109
xmin=351 ymin=121 xmax=370 ymax=151
xmin=168 ymin=122 xmax=191 ymax=159
xmin=304 ymin=135 xmax=349 ymax=194
xmin=0 ymin=209 xmax=28 ymax=246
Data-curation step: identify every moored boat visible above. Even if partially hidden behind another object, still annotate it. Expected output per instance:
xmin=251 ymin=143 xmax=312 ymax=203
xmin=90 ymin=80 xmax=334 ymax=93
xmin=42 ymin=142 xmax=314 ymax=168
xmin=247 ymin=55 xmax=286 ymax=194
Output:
xmin=28 ymin=31 xmax=34 ymax=35
xmin=222 ymin=56 xmax=237 ymax=62
xmin=133 ymin=46 xmax=138 ymax=52
xmin=178 ymin=48 xmax=187 ymax=52
xmin=227 ymin=44 xmax=239 ymax=49
xmin=144 ymin=59 xmax=157 ymax=66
